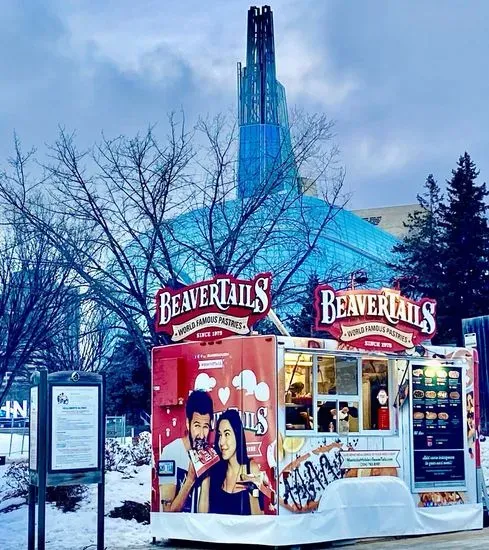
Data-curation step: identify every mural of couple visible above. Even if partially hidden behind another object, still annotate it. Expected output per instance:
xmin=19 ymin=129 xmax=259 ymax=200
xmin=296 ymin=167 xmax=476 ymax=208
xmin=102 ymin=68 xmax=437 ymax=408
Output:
xmin=152 ymin=337 xmax=277 ymax=516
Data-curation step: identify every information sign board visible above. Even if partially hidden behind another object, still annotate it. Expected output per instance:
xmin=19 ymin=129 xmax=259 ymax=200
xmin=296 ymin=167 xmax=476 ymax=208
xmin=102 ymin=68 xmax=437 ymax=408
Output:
xmin=50 ymin=385 xmax=100 ymax=471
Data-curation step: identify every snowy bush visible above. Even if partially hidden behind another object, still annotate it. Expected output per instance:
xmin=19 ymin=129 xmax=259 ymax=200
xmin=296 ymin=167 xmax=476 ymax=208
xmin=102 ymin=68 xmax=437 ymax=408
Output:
xmin=105 ymin=432 xmax=151 ymax=471
xmin=105 ymin=438 xmax=131 ymax=472
xmin=1 ymin=461 xmax=87 ymax=513
xmin=46 ymin=485 xmax=88 ymax=513
xmin=129 ymin=432 xmax=151 ymax=466
xmin=3 ymin=460 xmax=29 ymax=499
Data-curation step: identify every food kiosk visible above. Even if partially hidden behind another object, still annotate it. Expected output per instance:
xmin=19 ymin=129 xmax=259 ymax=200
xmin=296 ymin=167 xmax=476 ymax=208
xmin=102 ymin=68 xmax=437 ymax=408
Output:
xmin=150 ymin=274 xmax=483 ymax=546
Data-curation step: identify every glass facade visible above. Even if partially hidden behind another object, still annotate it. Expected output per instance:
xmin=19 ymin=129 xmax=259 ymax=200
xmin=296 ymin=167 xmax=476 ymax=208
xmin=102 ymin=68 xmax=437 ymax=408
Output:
xmin=171 ymin=197 xmax=398 ymax=313
xmin=170 ymin=5 xmax=398 ymax=312
xmin=237 ymin=6 xmax=297 ymax=198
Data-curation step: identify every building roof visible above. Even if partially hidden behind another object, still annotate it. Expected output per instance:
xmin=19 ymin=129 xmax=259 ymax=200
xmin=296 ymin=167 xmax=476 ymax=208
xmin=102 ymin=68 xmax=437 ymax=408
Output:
xmin=352 ymin=204 xmax=422 ymax=238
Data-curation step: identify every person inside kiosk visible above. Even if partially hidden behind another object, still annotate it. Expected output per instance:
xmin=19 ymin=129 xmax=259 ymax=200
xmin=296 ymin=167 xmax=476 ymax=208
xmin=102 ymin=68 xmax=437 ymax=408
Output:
xmin=285 ymin=352 xmax=392 ymax=434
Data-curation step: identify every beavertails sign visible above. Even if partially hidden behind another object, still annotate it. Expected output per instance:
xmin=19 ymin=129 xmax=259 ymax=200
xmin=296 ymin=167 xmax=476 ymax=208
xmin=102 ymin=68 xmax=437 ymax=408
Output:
xmin=155 ymin=273 xmax=272 ymax=342
xmin=314 ymin=286 xmax=436 ymax=352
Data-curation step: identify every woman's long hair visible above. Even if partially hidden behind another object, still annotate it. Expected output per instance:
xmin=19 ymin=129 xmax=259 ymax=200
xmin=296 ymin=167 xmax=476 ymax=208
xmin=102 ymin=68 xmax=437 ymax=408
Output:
xmin=211 ymin=409 xmax=250 ymax=492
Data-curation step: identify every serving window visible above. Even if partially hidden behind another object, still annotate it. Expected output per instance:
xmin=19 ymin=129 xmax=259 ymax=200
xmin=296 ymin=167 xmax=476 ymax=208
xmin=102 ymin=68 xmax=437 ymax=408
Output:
xmin=284 ymin=351 xmax=395 ymax=436
xmin=361 ymin=359 xmax=389 ymax=430
xmin=285 ymin=352 xmax=313 ymax=431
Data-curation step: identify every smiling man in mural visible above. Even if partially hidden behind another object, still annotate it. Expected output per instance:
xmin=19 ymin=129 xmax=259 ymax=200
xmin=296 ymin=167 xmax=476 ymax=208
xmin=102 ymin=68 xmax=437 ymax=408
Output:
xmin=159 ymin=390 xmax=214 ymax=512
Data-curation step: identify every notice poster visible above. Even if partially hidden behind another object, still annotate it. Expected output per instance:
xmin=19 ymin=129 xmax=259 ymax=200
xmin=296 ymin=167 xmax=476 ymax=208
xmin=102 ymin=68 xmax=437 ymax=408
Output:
xmin=151 ymin=336 xmax=277 ymax=517
xmin=51 ymin=385 xmax=99 ymax=471
xmin=29 ymin=386 xmax=38 ymax=471
xmin=411 ymin=364 xmax=466 ymax=490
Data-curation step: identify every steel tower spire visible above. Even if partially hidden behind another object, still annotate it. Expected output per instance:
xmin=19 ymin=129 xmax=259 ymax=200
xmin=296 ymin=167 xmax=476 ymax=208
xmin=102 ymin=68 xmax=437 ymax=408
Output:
xmin=237 ymin=5 xmax=297 ymax=198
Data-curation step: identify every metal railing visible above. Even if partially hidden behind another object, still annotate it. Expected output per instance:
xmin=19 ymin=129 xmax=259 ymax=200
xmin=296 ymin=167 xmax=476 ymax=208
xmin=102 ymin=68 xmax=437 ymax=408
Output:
xmin=0 ymin=418 xmax=29 ymax=458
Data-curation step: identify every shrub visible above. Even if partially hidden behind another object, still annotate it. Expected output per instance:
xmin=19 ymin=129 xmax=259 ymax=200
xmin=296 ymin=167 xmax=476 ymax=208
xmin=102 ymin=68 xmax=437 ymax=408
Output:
xmin=3 ymin=461 xmax=87 ymax=513
xmin=105 ymin=432 xmax=151 ymax=471
xmin=105 ymin=438 xmax=131 ymax=472
xmin=4 ymin=461 xmax=29 ymax=499
xmin=46 ymin=485 xmax=88 ymax=513
xmin=108 ymin=500 xmax=150 ymax=524
xmin=129 ymin=432 xmax=151 ymax=466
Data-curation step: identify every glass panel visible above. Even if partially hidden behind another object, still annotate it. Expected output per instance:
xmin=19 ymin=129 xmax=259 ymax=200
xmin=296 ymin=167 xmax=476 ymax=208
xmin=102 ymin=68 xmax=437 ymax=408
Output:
xmin=338 ymin=401 xmax=360 ymax=433
xmin=317 ymin=355 xmax=358 ymax=395
xmin=317 ymin=401 xmax=337 ymax=432
xmin=285 ymin=352 xmax=313 ymax=431
xmin=317 ymin=356 xmax=335 ymax=394
xmin=336 ymin=357 xmax=358 ymax=395
xmin=361 ymin=359 xmax=390 ymax=430
xmin=317 ymin=356 xmax=336 ymax=395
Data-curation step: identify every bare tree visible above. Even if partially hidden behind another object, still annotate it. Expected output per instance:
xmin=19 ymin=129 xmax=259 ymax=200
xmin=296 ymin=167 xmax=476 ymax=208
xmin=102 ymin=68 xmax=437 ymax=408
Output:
xmin=39 ymin=297 xmax=117 ymax=374
xmin=0 ymin=111 xmax=349 ymax=367
xmin=168 ymin=110 xmax=348 ymax=312
xmin=0 ymin=215 xmax=78 ymax=404
xmin=0 ymin=123 xmax=195 ymax=367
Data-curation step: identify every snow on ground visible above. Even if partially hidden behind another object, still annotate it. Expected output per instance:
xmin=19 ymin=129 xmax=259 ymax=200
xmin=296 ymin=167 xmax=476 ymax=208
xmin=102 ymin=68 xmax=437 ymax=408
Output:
xmin=481 ymin=436 xmax=489 ymax=487
xmin=0 ymin=432 xmax=29 ymax=459
xmin=0 ymin=463 xmax=152 ymax=550
xmin=1 ymin=433 xmax=153 ymax=549
xmin=0 ymin=436 xmax=487 ymax=550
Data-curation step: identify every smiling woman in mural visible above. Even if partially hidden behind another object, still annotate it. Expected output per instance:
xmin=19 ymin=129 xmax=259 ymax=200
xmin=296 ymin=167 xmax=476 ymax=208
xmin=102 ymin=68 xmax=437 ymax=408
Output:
xmin=199 ymin=409 xmax=266 ymax=515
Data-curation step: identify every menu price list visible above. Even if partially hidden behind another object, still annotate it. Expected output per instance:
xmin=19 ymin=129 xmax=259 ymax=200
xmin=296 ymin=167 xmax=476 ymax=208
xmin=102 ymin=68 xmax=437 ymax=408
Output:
xmin=411 ymin=365 xmax=463 ymax=450
xmin=411 ymin=364 xmax=465 ymax=488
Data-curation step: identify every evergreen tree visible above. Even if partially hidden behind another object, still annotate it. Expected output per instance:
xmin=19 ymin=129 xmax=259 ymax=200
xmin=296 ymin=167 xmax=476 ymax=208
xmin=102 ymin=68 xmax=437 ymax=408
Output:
xmin=287 ymin=273 xmax=325 ymax=338
xmin=389 ymin=174 xmax=444 ymax=299
xmin=438 ymin=153 xmax=489 ymax=343
xmin=104 ymin=335 xmax=151 ymax=425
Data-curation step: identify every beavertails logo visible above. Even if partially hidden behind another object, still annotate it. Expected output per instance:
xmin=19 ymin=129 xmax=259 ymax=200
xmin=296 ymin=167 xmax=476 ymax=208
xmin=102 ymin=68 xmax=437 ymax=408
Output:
xmin=155 ymin=273 xmax=272 ymax=342
xmin=314 ymin=286 xmax=437 ymax=352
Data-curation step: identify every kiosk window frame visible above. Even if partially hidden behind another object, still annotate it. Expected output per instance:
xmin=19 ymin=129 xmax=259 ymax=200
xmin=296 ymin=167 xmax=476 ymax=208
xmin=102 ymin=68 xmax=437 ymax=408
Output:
xmin=283 ymin=348 xmax=397 ymax=437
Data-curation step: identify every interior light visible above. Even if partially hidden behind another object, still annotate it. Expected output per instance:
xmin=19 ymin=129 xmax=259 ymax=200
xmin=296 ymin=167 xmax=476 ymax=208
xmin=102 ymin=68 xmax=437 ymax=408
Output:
xmin=424 ymin=359 xmax=442 ymax=367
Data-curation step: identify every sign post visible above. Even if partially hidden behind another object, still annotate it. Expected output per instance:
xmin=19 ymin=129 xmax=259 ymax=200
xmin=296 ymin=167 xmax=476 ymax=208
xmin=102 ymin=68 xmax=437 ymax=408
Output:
xmin=28 ymin=366 xmax=47 ymax=550
xmin=27 ymin=371 xmax=105 ymax=550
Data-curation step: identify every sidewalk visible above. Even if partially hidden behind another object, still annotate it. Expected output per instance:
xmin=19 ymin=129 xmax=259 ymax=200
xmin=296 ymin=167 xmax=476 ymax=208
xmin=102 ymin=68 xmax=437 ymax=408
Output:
xmin=126 ymin=528 xmax=489 ymax=550
xmin=355 ymin=527 xmax=489 ymax=549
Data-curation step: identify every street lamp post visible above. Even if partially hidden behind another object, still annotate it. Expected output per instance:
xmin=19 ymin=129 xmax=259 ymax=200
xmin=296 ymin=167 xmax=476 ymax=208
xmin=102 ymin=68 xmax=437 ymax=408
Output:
xmin=350 ymin=269 xmax=368 ymax=290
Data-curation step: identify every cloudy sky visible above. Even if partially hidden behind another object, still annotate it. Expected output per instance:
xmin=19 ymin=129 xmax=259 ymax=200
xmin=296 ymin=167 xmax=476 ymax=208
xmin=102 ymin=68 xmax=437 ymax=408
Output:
xmin=1 ymin=0 xmax=487 ymax=208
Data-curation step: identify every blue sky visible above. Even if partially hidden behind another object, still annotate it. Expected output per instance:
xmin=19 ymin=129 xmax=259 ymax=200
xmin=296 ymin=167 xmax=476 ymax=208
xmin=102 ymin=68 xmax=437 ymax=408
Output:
xmin=1 ymin=0 xmax=487 ymax=208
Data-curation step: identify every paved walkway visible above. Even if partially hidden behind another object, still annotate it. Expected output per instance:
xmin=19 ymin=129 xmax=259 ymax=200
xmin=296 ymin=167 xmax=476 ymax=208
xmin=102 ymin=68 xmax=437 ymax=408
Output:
xmin=138 ymin=528 xmax=489 ymax=550
xmin=355 ymin=528 xmax=489 ymax=549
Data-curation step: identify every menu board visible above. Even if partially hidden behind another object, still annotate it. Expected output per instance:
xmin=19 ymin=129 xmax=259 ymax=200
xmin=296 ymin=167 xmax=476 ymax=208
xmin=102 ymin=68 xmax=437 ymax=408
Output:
xmin=411 ymin=363 xmax=466 ymax=490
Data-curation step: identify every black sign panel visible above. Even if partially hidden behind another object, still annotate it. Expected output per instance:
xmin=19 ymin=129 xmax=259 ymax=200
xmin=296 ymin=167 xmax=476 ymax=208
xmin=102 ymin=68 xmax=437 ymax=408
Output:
xmin=411 ymin=363 xmax=466 ymax=490
xmin=413 ymin=450 xmax=465 ymax=484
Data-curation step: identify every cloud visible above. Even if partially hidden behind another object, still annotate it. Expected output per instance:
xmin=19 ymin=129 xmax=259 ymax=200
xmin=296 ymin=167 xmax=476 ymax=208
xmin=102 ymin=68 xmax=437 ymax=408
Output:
xmin=255 ymin=382 xmax=270 ymax=402
xmin=232 ymin=369 xmax=256 ymax=395
xmin=279 ymin=31 xmax=360 ymax=108
xmin=267 ymin=440 xmax=277 ymax=469
xmin=1 ymin=0 xmax=489 ymax=210
xmin=353 ymin=135 xmax=412 ymax=177
xmin=233 ymin=369 xmax=270 ymax=402
xmin=194 ymin=373 xmax=216 ymax=392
